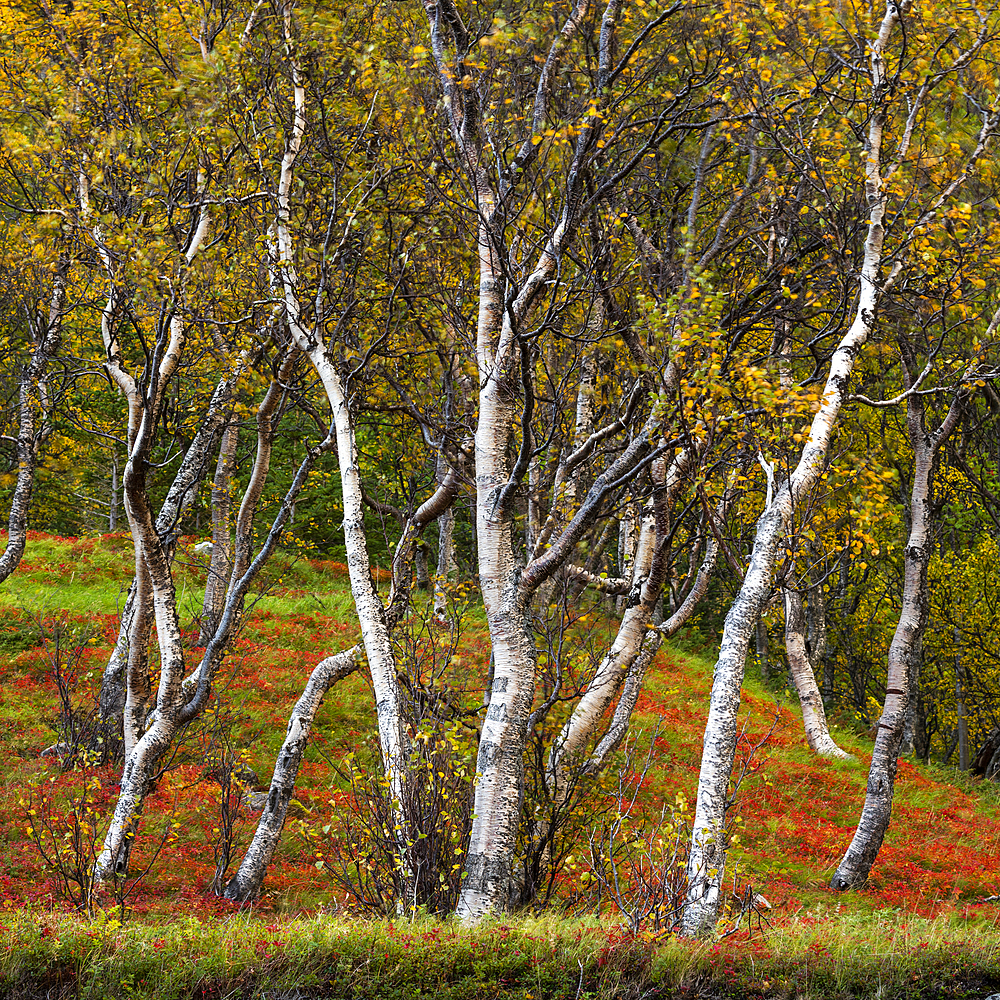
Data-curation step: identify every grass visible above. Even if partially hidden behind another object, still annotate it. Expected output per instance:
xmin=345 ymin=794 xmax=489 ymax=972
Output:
xmin=3 ymin=909 xmax=1000 ymax=999
xmin=5 ymin=531 xmax=1000 ymax=997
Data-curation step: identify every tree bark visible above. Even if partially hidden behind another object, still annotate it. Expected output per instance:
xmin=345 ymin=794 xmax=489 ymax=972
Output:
xmin=92 ymin=360 xmax=249 ymax=756
xmin=783 ymin=586 xmax=852 ymax=759
xmin=122 ymin=560 xmax=154 ymax=757
xmin=681 ymin=1 xmax=906 ymax=935
xmin=433 ymin=504 xmax=456 ymax=620
xmin=552 ymin=481 xmax=727 ymax=796
xmin=806 ymin=566 xmax=829 ymax=691
xmin=0 ymin=255 xmax=66 ymax=584
xmin=830 ymin=373 xmax=967 ymax=890
xmin=200 ymin=418 xmax=240 ymax=644
xmin=617 ymin=504 xmax=640 ymax=615
xmin=269 ymin=5 xmax=414 ymax=884
xmin=755 ymin=619 xmax=770 ymax=681
xmin=224 ymin=646 xmax=361 ymax=901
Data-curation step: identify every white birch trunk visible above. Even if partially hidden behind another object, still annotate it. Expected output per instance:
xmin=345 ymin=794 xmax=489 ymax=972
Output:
xmin=122 ymin=561 xmax=154 ymax=757
xmin=456 ymin=372 xmax=537 ymax=920
xmin=423 ymin=0 xmax=680 ymax=921
xmin=98 ymin=400 xmax=322 ymax=878
xmin=94 ymin=361 xmax=248 ymax=753
xmin=433 ymin=505 xmax=456 ymax=620
xmin=616 ymin=504 xmax=640 ymax=614
xmin=272 ymin=0 xmax=410 ymax=844
xmin=547 ymin=503 xmax=660 ymax=801
xmin=783 ymin=587 xmax=852 ymax=759
xmin=97 ymin=434 xmax=192 ymax=877
xmin=287 ymin=352 xmax=411 ymax=871
xmin=224 ymin=646 xmax=361 ymax=901
xmin=546 ymin=448 xmax=705 ymax=798
xmin=0 ymin=256 xmax=66 ymax=584
xmin=550 ymin=519 xmax=725 ymax=792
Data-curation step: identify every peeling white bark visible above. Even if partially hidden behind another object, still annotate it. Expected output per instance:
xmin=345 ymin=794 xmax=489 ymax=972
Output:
xmin=547 ymin=502 xmax=660 ymax=802
xmin=94 ymin=359 xmax=250 ymax=752
xmin=270 ymin=3 xmax=412 ymax=881
xmin=546 ymin=447 xmax=704 ymax=801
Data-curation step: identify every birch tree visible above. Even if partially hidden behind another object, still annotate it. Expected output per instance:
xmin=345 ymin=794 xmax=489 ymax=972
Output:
xmin=416 ymin=0 xmax=764 ymax=919
xmin=782 ymin=582 xmax=852 ymax=759
xmin=681 ymin=0 xmax=1000 ymax=934
xmin=831 ymin=358 xmax=971 ymax=888
xmin=0 ymin=256 xmax=67 ymax=583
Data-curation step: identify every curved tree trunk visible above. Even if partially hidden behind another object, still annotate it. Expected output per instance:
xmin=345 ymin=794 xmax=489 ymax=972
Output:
xmin=681 ymin=2 xmax=905 ymax=936
xmin=783 ymin=586 xmax=852 ymax=759
xmin=547 ymin=448 xmax=713 ymax=799
xmin=224 ymin=646 xmax=361 ymax=901
xmin=550 ymin=485 xmax=726 ymax=797
xmin=547 ymin=502 xmax=662 ymax=801
xmin=92 ymin=360 xmax=249 ymax=756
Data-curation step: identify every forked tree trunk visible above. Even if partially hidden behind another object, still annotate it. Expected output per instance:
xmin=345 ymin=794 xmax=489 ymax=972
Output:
xmin=548 ymin=473 xmax=726 ymax=798
xmin=547 ymin=501 xmax=663 ymax=802
xmin=420 ymin=0 xmax=737 ymax=921
xmin=98 ymin=423 xmax=322 ymax=877
xmin=96 ymin=340 xmax=321 ymax=879
xmin=97 ymin=390 xmax=197 ymax=878
xmin=92 ymin=362 xmax=248 ymax=756
xmin=783 ymin=586 xmax=852 ymax=759
xmin=224 ymin=646 xmax=361 ymax=901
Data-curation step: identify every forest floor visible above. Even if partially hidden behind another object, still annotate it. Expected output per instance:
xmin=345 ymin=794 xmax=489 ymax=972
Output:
xmin=2 ymin=531 xmax=1000 ymax=999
